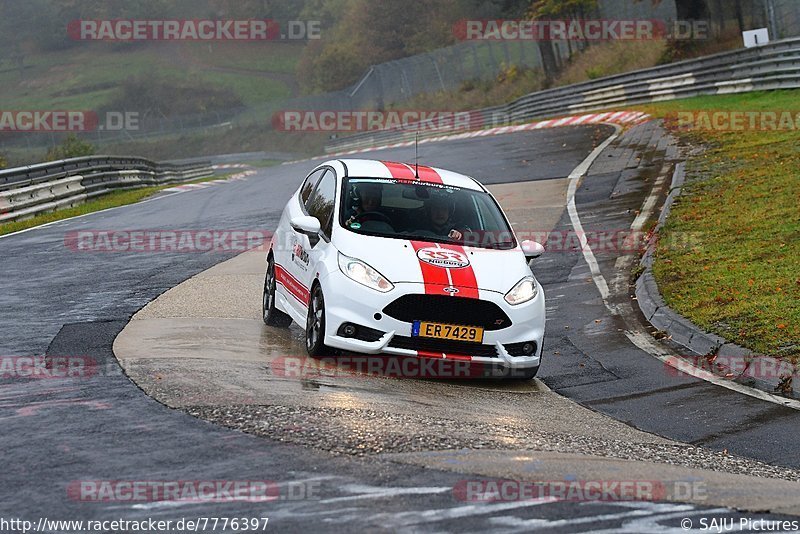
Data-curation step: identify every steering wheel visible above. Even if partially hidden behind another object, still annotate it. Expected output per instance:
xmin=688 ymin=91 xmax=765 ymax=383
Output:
xmin=355 ymin=211 xmax=392 ymax=224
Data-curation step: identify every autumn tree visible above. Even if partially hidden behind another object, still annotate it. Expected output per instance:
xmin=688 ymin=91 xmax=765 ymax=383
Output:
xmin=297 ymin=0 xmax=468 ymax=93
xmin=46 ymin=135 xmax=96 ymax=161
xmin=526 ymin=0 xmax=598 ymax=83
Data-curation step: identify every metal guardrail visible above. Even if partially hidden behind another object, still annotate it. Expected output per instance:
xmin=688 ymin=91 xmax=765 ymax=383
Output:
xmin=0 ymin=156 xmax=212 ymax=223
xmin=325 ymin=37 xmax=800 ymax=153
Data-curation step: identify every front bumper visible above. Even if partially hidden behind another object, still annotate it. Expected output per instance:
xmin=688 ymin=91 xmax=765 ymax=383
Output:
xmin=319 ymin=268 xmax=545 ymax=370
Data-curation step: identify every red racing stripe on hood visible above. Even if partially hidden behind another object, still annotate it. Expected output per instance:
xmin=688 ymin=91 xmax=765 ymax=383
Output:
xmin=411 ymin=240 xmax=449 ymax=294
xmin=381 ymin=161 xmax=443 ymax=184
xmin=438 ymin=243 xmax=479 ymax=298
xmin=411 ymin=241 xmax=479 ymax=299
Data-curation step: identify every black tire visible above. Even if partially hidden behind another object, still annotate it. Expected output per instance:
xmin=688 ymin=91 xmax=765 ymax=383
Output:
xmin=262 ymin=257 xmax=292 ymax=327
xmin=515 ymin=341 xmax=543 ymax=380
xmin=518 ymin=366 xmax=539 ymax=380
xmin=305 ymin=284 xmax=331 ymax=357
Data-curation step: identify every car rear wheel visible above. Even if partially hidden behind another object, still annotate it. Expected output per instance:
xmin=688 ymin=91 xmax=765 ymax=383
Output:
xmin=262 ymin=257 xmax=292 ymax=327
xmin=306 ymin=284 xmax=331 ymax=357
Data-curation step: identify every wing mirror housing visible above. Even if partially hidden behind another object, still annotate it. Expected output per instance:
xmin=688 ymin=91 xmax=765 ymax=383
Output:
xmin=291 ymin=216 xmax=322 ymax=246
xmin=521 ymin=240 xmax=544 ymax=261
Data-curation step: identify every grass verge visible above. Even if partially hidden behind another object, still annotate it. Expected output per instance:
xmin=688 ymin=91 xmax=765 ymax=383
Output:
xmin=640 ymin=91 xmax=800 ymax=360
xmin=0 ymin=172 xmax=235 ymax=236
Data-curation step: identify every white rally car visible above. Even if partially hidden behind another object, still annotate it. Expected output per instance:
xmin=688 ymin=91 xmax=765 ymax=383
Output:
xmin=262 ymin=159 xmax=545 ymax=378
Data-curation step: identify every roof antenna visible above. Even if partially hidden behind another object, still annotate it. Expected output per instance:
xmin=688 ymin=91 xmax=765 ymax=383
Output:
xmin=414 ymin=131 xmax=420 ymax=180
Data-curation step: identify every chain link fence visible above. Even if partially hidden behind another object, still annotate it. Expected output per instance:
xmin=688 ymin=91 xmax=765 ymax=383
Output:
xmin=292 ymin=40 xmax=565 ymax=112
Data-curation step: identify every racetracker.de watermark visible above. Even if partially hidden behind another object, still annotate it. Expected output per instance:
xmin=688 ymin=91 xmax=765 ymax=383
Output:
xmin=273 ymin=110 xmax=484 ymax=133
xmin=0 ymin=111 xmax=138 ymax=132
xmin=68 ymin=19 xmax=320 ymax=41
xmin=64 ymin=230 xmax=273 ymax=253
xmin=667 ymin=110 xmax=800 ymax=132
xmin=0 ymin=356 xmax=102 ymax=379
xmin=665 ymin=354 xmax=800 ymax=381
xmin=62 ymin=229 xmax=700 ymax=255
xmin=453 ymin=479 xmax=707 ymax=502
xmin=466 ymin=229 xmax=700 ymax=254
xmin=67 ymin=480 xmax=320 ymax=502
xmin=453 ymin=19 xmax=709 ymax=41
xmin=272 ymin=354 xmax=489 ymax=380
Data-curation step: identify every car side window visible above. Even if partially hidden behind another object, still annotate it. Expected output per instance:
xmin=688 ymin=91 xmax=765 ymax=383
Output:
xmin=473 ymin=194 xmax=505 ymax=231
xmin=306 ymin=169 xmax=337 ymax=238
xmin=300 ymin=168 xmax=325 ymax=206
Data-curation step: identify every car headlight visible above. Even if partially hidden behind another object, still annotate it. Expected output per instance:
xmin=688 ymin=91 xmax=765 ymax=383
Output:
xmin=504 ymin=276 xmax=538 ymax=305
xmin=338 ymin=253 xmax=394 ymax=292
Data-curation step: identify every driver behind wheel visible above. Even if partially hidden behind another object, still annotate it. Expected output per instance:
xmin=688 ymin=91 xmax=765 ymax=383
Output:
xmin=423 ymin=192 xmax=465 ymax=240
xmin=345 ymin=182 xmax=383 ymax=226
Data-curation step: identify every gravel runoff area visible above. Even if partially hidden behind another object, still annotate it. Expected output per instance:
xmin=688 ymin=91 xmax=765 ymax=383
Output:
xmin=185 ymin=403 xmax=800 ymax=483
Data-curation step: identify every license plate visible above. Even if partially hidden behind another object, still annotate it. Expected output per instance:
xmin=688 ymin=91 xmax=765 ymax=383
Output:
xmin=412 ymin=321 xmax=484 ymax=343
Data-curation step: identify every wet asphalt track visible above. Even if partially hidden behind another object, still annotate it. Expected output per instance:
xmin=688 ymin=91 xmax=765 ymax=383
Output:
xmin=2 ymin=125 xmax=800 ymax=531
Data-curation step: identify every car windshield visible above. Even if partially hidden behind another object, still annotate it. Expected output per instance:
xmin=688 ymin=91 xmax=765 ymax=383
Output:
xmin=340 ymin=177 xmax=516 ymax=249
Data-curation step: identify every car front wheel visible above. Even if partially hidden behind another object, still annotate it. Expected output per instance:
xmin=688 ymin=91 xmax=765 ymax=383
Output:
xmin=305 ymin=284 xmax=330 ymax=357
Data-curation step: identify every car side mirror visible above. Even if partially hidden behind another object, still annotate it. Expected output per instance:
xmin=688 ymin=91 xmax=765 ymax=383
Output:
xmin=291 ymin=216 xmax=321 ymax=246
xmin=521 ymin=240 xmax=544 ymax=261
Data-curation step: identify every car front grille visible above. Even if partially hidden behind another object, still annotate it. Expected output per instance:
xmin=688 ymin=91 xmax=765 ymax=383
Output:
xmin=388 ymin=335 xmax=498 ymax=358
xmin=382 ymin=294 xmax=511 ymax=331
